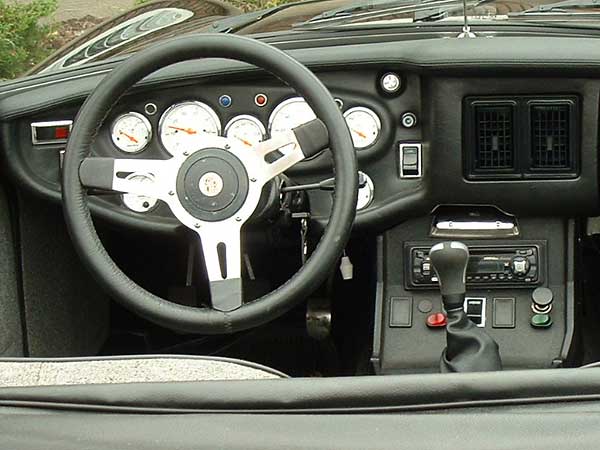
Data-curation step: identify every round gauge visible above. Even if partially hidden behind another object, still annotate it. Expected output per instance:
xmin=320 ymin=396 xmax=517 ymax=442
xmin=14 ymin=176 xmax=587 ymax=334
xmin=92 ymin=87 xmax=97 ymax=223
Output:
xmin=159 ymin=101 xmax=221 ymax=156
xmin=224 ymin=115 xmax=266 ymax=148
xmin=110 ymin=112 xmax=152 ymax=153
xmin=121 ymin=173 xmax=158 ymax=213
xmin=356 ymin=171 xmax=374 ymax=211
xmin=343 ymin=107 xmax=381 ymax=149
xmin=268 ymin=97 xmax=316 ymax=137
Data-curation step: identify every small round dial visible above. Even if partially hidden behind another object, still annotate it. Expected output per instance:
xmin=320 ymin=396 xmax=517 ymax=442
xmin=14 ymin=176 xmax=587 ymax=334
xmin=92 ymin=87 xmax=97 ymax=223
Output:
xmin=224 ymin=115 xmax=266 ymax=148
xmin=110 ymin=112 xmax=152 ymax=153
xmin=159 ymin=101 xmax=221 ymax=156
xmin=343 ymin=107 xmax=381 ymax=149
xmin=268 ymin=97 xmax=316 ymax=137
xmin=121 ymin=173 xmax=158 ymax=213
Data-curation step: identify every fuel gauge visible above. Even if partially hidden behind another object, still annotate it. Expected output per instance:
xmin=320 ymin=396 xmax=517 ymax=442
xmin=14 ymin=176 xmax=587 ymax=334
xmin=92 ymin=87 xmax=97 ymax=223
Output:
xmin=111 ymin=112 xmax=152 ymax=153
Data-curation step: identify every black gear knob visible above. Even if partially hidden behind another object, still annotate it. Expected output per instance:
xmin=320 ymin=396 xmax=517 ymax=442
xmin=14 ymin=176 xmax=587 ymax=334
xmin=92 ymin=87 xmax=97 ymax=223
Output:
xmin=429 ymin=241 xmax=469 ymax=310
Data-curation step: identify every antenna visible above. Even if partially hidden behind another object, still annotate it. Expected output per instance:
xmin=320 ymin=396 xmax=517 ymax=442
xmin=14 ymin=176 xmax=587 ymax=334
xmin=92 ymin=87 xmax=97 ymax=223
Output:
xmin=457 ymin=0 xmax=476 ymax=38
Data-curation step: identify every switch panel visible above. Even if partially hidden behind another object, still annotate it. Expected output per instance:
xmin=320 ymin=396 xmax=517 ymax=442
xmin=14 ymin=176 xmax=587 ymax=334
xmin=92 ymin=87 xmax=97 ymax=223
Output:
xmin=399 ymin=143 xmax=422 ymax=178
xmin=464 ymin=297 xmax=486 ymax=327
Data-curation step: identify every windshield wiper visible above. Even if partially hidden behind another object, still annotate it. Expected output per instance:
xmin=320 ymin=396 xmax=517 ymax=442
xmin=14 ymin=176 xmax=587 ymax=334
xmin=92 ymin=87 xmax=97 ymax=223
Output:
xmin=209 ymin=0 xmax=325 ymax=33
xmin=295 ymin=0 xmax=477 ymax=28
xmin=510 ymin=0 xmax=600 ymax=15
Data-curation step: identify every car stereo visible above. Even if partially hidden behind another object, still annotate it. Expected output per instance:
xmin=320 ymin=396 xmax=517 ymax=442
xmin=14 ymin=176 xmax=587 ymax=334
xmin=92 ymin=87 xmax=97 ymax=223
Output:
xmin=406 ymin=244 xmax=542 ymax=288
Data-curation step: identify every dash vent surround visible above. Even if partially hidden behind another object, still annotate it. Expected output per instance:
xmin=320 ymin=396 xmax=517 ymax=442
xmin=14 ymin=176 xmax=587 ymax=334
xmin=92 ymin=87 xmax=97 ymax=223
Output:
xmin=464 ymin=96 xmax=579 ymax=180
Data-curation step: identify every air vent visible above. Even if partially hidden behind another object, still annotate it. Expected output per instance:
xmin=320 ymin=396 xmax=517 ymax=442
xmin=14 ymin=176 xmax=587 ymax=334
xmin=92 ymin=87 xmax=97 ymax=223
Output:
xmin=474 ymin=105 xmax=515 ymax=171
xmin=465 ymin=96 xmax=578 ymax=179
xmin=530 ymin=103 xmax=571 ymax=170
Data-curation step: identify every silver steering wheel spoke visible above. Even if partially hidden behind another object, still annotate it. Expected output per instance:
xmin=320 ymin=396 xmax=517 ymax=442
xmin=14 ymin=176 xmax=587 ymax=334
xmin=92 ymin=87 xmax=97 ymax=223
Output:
xmin=197 ymin=223 xmax=243 ymax=312
xmin=255 ymin=119 xmax=329 ymax=183
xmin=79 ymin=157 xmax=175 ymax=200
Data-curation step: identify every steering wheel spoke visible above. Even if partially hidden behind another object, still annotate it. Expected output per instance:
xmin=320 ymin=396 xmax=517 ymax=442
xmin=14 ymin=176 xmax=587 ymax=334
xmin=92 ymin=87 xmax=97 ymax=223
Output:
xmin=197 ymin=223 xmax=243 ymax=312
xmin=79 ymin=157 xmax=174 ymax=199
xmin=256 ymin=119 xmax=329 ymax=182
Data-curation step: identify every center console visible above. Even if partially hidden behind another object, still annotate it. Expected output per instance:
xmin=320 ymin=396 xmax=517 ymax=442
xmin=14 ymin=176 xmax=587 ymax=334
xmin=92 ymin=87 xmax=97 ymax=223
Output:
xmin=371 ymin=215 xmax=577 ymax=374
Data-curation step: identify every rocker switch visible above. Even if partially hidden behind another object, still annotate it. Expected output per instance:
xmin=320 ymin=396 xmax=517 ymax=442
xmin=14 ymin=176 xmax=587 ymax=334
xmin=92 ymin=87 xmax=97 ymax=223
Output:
xmin=400 ymin=143 xmax=422 ymax=178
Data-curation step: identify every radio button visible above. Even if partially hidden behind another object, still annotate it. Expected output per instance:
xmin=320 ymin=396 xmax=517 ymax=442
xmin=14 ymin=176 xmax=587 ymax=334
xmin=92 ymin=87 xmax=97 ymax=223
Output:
xmin=511 ymin=256 xmax=530 ymax=276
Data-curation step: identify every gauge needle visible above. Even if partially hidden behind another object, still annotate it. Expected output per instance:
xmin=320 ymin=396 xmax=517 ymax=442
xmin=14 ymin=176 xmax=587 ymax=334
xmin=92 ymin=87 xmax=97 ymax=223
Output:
xmin=235 ymin=136 xmax=253 ymax=147
xmin=168 ymin=125 xmax=197 ymax=135
xmin=350 ymin=128 xmax=367 ymax=139
xmin=119 ymin=131 xmax=139 ymax=143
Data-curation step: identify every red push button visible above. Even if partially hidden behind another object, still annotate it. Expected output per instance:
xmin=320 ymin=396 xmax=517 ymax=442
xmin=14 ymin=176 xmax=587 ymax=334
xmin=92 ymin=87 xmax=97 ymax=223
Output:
xmin=426 ymin=312 xmax=447 ymax=328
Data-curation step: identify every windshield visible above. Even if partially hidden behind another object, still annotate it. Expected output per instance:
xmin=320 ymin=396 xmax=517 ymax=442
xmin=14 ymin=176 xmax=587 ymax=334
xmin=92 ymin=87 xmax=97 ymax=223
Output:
xmin=4 ymin=0 xmax=600 ymax=78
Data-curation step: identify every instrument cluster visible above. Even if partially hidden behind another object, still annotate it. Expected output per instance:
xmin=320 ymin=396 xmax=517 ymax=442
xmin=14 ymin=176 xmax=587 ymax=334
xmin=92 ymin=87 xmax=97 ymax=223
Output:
xmin=109 ymin=96 xmax=382 ymax=157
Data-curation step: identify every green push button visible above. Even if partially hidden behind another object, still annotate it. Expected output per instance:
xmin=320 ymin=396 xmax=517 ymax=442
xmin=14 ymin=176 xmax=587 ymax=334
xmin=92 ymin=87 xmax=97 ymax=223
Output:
xmin=531 ymin=314 xmax=552 ymax=328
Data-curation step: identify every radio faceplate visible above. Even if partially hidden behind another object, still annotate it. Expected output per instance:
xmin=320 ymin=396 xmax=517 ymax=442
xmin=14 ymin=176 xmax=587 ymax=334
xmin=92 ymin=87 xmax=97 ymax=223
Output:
xmin=406 ymin=243 xmax=543 ymax=289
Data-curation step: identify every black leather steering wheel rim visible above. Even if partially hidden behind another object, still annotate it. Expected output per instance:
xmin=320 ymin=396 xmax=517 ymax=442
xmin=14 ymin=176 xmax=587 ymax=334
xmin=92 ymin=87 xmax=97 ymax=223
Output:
xmin=62 ymin=34 xmax=358 ymax=334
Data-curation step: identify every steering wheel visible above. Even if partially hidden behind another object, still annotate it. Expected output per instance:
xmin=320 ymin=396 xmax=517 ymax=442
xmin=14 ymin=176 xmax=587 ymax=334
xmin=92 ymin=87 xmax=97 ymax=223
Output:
xmin=62 ymin=34 xmax=358 ymax=334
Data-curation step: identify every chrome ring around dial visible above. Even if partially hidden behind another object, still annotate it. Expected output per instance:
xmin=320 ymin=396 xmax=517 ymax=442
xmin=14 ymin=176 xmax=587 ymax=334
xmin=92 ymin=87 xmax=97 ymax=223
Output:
xmin=158 ymin=101 xmax=221 ymax=156
xmin=343 ymin=106 xmax=381 ymax=149
xmin=110 ymin=112 xmax=152 ymax=153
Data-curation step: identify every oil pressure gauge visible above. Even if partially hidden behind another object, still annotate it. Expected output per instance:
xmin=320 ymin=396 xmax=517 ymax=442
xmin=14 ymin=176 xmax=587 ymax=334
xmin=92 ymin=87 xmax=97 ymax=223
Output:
xmin=343 ymin=107 xmax=381 ymax=149
xmin=111 ymin=112 xmax=152 ymax=153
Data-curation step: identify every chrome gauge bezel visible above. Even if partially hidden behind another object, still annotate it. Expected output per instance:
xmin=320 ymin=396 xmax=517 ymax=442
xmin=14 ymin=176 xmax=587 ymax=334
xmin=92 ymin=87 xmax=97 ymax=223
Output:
xmin=343 ymin=106 xmax=381 ymax=150
xmin=110 ymin=112 xmax=152 ymax=154
xmin=267 ymin=96 xmax=317 ymax=137
xmin=158 ymin=100 xmax=221 ymax=156
xmin=224 ymin=114 xmax=266 ymax=146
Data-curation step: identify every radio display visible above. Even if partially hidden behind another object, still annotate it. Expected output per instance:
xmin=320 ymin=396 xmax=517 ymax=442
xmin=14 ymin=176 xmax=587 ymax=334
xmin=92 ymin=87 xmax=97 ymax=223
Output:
xmin=467 ymin=257 xmax=505 ymax=274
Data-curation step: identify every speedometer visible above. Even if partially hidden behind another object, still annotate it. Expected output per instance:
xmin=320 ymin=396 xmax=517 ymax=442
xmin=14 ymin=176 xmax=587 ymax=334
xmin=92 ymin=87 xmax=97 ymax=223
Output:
xmin=343 ymin=107 xmax=381 ymax=149
xmin=268 ymin=97 xmax=316 ymax=137
xmin=159 ymin=101 xmax=220 ymax=156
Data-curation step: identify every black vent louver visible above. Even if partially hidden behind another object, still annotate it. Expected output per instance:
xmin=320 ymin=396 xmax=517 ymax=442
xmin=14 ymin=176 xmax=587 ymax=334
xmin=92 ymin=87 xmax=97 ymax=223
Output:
xmin=474 ymin=105 xmax=515 ymax=170
xmin=530 ymin=104 xmax=570 ymax=169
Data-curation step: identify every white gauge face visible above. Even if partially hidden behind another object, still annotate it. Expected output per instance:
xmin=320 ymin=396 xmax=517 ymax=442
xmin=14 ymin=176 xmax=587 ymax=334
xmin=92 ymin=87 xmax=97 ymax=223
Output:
xmin=224 ymin=115 xmax=266 ymax=148
xmin=343 ymin=107 xmax=381 ymax=149
xmin=110 ymin=112 xmax=152 ymax=153
xmin=159 ymin=101 xmax=221 ymax=156
xmin=121 ymin=174 xmax=158 ymax=213
xmin=381 ymin=73 xmax=401 ymax=93
xmin=356 ymin=171 xmax=374 ymax=211
xmin=268 ymin=97 xmax=317 ymax=137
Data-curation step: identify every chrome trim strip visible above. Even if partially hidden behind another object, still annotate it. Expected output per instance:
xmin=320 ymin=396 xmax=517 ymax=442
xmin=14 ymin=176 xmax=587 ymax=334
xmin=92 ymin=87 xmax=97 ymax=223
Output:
xmin=31 ymin=120 xmax=73 ymax=145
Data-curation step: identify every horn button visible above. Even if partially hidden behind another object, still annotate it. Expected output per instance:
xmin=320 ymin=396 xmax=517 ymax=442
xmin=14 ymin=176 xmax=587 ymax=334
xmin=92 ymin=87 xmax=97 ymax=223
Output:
xmin=176 ymin=148 xmax=249 ymax=222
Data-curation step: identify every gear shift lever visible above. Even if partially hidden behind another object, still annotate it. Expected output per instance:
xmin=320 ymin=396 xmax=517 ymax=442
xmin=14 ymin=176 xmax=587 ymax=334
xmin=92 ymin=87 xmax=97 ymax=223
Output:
xmin=429 ymin=242 xmax=502 ymax=373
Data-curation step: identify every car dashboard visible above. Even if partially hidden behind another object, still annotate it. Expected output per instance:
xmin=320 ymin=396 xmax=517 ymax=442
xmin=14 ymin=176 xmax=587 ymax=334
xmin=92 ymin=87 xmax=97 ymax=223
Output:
xmin=1 ymin=31 xmax=600 ymax=373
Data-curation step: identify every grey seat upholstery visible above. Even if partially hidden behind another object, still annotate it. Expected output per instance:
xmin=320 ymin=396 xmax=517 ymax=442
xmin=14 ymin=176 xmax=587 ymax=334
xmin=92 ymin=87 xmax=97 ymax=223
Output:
xmin=0 ymin=355 xmax=286 ymax=388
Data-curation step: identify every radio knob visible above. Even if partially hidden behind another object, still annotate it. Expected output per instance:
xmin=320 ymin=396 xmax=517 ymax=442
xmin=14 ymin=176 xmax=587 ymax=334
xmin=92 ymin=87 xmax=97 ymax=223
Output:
xmin=511 ymin=256 xmax=530 ymax=276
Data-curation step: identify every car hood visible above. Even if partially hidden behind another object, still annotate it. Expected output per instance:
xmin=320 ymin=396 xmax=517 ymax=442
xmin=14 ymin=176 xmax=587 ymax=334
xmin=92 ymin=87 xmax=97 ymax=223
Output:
xmin=30 ymin=0 xmax=353 ymax=74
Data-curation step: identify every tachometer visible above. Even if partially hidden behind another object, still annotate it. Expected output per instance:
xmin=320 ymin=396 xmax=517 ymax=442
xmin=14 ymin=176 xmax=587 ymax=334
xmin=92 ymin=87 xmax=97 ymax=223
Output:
xmin=110 ymin=112 xmax=152 ymax=153
xmin=159 ymin=101 xmax=220 ymax=156
xmin=268 ymin=97 xmax=316 ymax=137
xmin=224 ymin=115 xmax=265 ymax=148
xmin=343 ymin=107 xmax=381 ymax=149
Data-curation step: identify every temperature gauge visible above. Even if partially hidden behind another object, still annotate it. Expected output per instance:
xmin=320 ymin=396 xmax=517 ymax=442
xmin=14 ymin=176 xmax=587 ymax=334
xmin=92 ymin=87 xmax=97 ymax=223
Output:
xmin=224 ymin=115 xmax=265 ymax=148
xmin=111 ymin=112 xmax=152 ymax=153
xmin=343 ymin=107 xmax=381 ymax=149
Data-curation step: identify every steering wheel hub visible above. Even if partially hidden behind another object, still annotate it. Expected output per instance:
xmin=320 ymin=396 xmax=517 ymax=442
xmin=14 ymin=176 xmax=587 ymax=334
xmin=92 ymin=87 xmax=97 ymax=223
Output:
xmin=176 ymin=148 xmax=249 ymax=221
